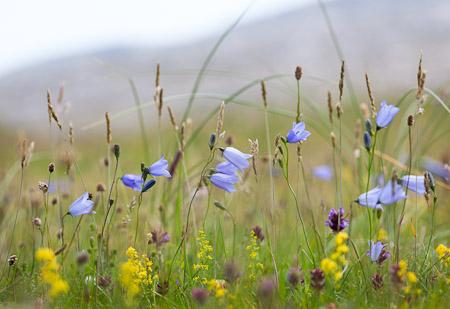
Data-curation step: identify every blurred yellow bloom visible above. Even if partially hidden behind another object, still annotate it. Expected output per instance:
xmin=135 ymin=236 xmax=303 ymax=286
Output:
xmin=377 ymin=228 xmax=388 ymax=241
xmin=406 ymin=272 xmax=417 ymax=284
xmin=35 ymin=248 xmax=69 ymax=298
xmin=321 ymin=258 xmax=337 ymax=275
xmin=336 ymin=232 xmax=348 ymax=246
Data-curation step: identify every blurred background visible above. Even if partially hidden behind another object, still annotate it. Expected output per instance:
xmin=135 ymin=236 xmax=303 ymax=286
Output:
xmin=1 ymin=0 xmax=450 ymax=132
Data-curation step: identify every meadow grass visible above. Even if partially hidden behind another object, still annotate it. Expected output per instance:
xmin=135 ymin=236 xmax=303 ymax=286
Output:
xmin=0 ymin=6 xmax=450 ymax=307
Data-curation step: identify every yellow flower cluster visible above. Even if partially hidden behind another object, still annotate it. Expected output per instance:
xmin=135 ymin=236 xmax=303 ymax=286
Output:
xmin=207 ymin=279 xmax=227 ymax=298
xmin=119 ymin=247 xmax=156 ymax=301
xmin=436 ymin=244 xmax=450 ymax=267
xmin=246 ymin=231 xmax=263 ymax=280
xmin=320 ymin=232 xmax=348 ymax=282
xmin=377 ymin=228 xmax=388 ymax=242
xmin=193 ymin=230 xmax=213 ymax=270
xmin=35 ymin=248 xmax=69 ymax=298
xmin=396 ymin=260 xmax=421 ymax=296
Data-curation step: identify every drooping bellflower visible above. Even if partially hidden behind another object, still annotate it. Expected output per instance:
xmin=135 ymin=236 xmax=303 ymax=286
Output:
xmin=422 ymin=158 xmax=450 ymax=182
xmin=378 ymin=180 xmax=407 ymax=205
xmin=68 ymin=192 xmax=95 ymax=216
xmin=286 ymin=122 xmax=311 ymax=144
xmin=376 ymin=100 xmax=400 ymax=129
xmin=222 ymin=147 xmax=252 ymax=171
xmin=148 ymin=156 xmax=171 ymax=178
xmin=367 ymin=241 xmax=391 ymax=265
xmin=400 ymin=175 xmax=425 ymax=195
xmin=357 ymin=187 xmax=383 ymax=209
xmin=121 ymin=174 xmax=144 ymax=191
xmin=210 ymin=172 xmax=239 ymax=192
xmin=215 ymin=161 xmax=238 ymax=175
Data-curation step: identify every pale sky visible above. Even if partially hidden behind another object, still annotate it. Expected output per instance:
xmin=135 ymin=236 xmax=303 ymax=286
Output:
xmin=0 ymin=0 xmax=317 ymax=75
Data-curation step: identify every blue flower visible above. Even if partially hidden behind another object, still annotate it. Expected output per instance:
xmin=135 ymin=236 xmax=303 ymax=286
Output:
xmin=376 ymin=100 xmax=400 ymax=129
xmin=121 ymin=174 xmax=144 ymax=191
xmin=215 ymin=161 xmax=238 ymax=175
xmin=400 ymin=175 xmax=425 ymax=195
xmin=222 ymin=147 xmax=252 ymax=171
xmin=379 ymin=180 xmax=407 ymax=205
xmin=357 ymin=187 xmax=383 ymax=209
xmin=286 ymin=122 xmax=311 ymax=143
xmin=68 ymin=192 xmax=95 ymax=216
xmin=210 ymin=172 xmax=239 ymax=192
xmin=313 ymin=165 xmax=333 ymax=181
xmin=142 ymin=179 xmax=156 ymax=192
xmin=422 ymin=158 xmax=450 ymax=182
xmin=367 ymin=241 xmax=390 ymax=265
xmin=149 ymin=156 xmax=171 ymax=178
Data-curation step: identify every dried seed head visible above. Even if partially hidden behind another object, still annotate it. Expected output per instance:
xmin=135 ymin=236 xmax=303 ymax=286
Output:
xmin=338 ymin=60 xmax=345 ymax=101
xmin=167 ymin=106 xmax=178 ymax=131
xmin=77 ymin=251 xmax=89 ymax=266
xmin=295 ymin=66 xmax=302 ymax=81
xmin=407 ymin=115 xmax=414 ymax=127
xmin=105 ymin=112 xmax=112 ymax=144
xmin=68 ymin=123 xmax=74 ymax=145
xmin=416 ymin=55 xmax=426 ymax=101
xmin=155 ymin=87 xmax=164 ymax=118
xmin=216 ymin=101 xmax=225 ymax=137
xmin=327 ymin=91 xmax=333 ymax=124
xmin=336 ymin=102 xmax=343 ymax=119
xmin=260 ymin=80 xmax=268 ymax=108
xmin=96 ymin=183 xmax=106 ymax=192
xmin=287 ymin=267 xmax=304 ymax=287
xmin=38 ymin=181 xmax=48 ymax=193
xmin=180 ymin=122 xmax=186 ymax=152
xmin=48 ymin=162 xmax=55 ymax=173
xmin=249 ymin=138 xmax=259 ymax=179
xmin=8 ymin=255 xmax=17 ymax=266
xmin=33 ymin=217 xmax=42 ymax=227
xmin=360 ymin=103 xmax=369 ymax=119
xmin=330 ymin=132 xmax=337 ymax=149
xmin=365 ymin=73 xmax=376 ymax=116
xmin=57 ymin=82 xmax=65 ymax=104
xmin=18 ymin=137 xmax=34 ymax=168
xmin=46 ymin=90 xmax=62 ymax=129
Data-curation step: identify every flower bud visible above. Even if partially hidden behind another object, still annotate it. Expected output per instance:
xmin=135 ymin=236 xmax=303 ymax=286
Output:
xmin=142 ymin=179 xmax=156 ymax=193
xmin=363 ymin=132 xmax=371 ymax=151
xmin=113 ymin=144 xmax=120 ymax=159
xmin=77 ymin=251 xmax=89 ymax=266
xmin=295 ymin=66 xmax=302 ymax=81
xmin=48 ymin=162 xmax=55 ymax=173
xmin=208 ymin=133 xmax=216 ymax=150
xmin=407 ymin=115 xmax=415 ymax=127
xmin=365 ymin=119 xmax=372 ymax=135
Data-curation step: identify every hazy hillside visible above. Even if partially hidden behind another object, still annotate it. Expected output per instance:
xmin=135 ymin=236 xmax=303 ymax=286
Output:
xmin=1 ymin=0 xmax=449 ymax=130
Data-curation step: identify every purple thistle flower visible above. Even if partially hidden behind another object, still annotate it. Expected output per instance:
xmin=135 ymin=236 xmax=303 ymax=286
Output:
xmin=191 ymin=288 xmax=209 ymax=305
xmin=286 ymin=122 xmax=311 ymax=144
xmin=378 ymin=180 xmax=407 ymax=205
xmin=68 ymin=192 xmax=95 ymax=216
xmin=367 ymin=241 xmax=390 ymax=265
xmin=149 ymin=156 xmax=171 ymax=178
xmin=310 ymin=268 xmax=325 ymax=291
xmin=121 ymin=174 xmax=144 ymax=191
xmin=325 ymin=208 xmax=349 ymax=232
xmin=215 ymin=161 xmax=238 ymax=175
xmin=251 ymin=225 xmax=265 ymax=241
xmin=148 ymin=229 xmax=170 ymax=248
xmin=313 ymin=165 xmax=333 ymax=181
xmin=376 ymin=100 xmax=400 ymax=129
xmin=222 ymin=147 xmax=252 ymax=171
xmin=210 ymin=172 xmax=239 ymax=192
xmin=371 ymin=273 xmax=384 ymax=290
xmin=400 ymin=175 xmax=425 ymax=195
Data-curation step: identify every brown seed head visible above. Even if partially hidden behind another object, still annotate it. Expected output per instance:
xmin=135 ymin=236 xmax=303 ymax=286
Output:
xmin=216 ymin=101 xmax=225 ymax=137
xmin=407 ymin=115 xmax=415 ymax=127
xmin=365 ymin=73 xmax=376 ymax=116
xmin=330 ymin=132 xmax=336 ymax=149
xmin=261 ymin=80 xmax=268 ymax=108
xmin=295 ymin=66 xmax=302 ymax=81
xmin=339 ymin=60 xmax=345 ymax=101
xmin=327 ymin=91 xmax=333 ymax=124
xmin=167 ymin=106 xmax=178 ymax=131
xmin=105 ymin=112 xmax=112 ymax=144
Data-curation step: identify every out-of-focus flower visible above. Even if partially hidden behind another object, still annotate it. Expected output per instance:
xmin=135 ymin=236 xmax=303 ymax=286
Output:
xmin=357 ymin=187 xmax=383 ymax=209
xmin=148 ymin=229 xmax=170 ymax=248
xmin=257 ymin=276 xmax=277 ymax=299
xmin=371 ymin=273 xmax=384 ymax=290
xmin=400 ymin=175 xmax=425 ymax=195
xmin=207 ymin=279 xmax=227 ymax=298
xmin=422 ymin=158 xmax=450 ymax=182
xmin=325 ymin=208 xmax=349 ymax=232
xmin=367 ymin=241 xmax=390 ymax=265
xmin=313 ymin=165 xmax=333 ymax=181
xmin=310 ymin=269 xmax=325 ymax=290
xmin=35 ymin=248 xmax=69 ymax=298
xmin=222 ymin=147 xmax=252 ymax=171
xmin=251 ymin=225 xmax=265 ymax=242
xmin=68 ymin=192 xmax=95 ymax=216
xmin=148 ymin=156 xmax=171 ymax=178
xmin=287 ymin=267 xmax=304 ymax=287
xmin=286 ymin=122 xmax=311 ymax=144
xmin=223 ymin=261 xmax=241 ymax=284
xmin=376 ymin=100 xmax=400 ymax=129
xmin=191 ymin=287 xmax=209 ymax=305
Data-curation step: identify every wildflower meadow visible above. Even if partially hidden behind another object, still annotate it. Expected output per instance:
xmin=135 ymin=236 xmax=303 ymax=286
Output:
xmin=1 ymin=18 xmax=450 ymax=309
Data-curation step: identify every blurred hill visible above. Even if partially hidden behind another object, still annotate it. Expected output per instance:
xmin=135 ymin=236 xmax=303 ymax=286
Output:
xmin=1 ymin=0 xmax=450 ymax=131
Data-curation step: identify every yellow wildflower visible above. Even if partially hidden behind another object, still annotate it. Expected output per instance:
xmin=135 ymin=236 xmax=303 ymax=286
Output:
xmin=246 ymin=231 xmax=263 ymax=280
xmin=320 ymin=258 xmax=338 ymax=275
xmin=35 ymin=248 xmax=69 ymax=298
xmin=398 ymin=260 xmax=408 ymax=278
xmin=377 ymin=228 xmax=388 ymax=242
xmin=335 ymin=232 xmax=348 ymax=246
xmin=193 ymin=230 xmax=214 ymax=282
xmin=407 ymin=272 xmax=417 ymax=284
